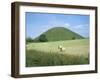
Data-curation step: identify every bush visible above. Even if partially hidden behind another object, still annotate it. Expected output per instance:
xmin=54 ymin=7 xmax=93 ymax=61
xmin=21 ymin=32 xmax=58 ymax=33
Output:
xmin=38 ymin=34 xmax=48 ymax=42
xmin=26 ymin=37 xmax=33 ymax=43
xmin=72 ymin=37 xmax=75 ymax=40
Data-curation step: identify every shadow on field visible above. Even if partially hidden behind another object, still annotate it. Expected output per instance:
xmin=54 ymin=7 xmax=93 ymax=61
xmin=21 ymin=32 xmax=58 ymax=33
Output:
xmin=26 ymin=49 xmax=89 ymax=67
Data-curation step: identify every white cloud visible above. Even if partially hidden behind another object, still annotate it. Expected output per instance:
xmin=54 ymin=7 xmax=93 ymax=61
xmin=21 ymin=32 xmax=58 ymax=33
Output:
xmin=65 ymin=23 xmax=71 ymax=27
xmin=74 ymin=24 xmax=89 ymax=29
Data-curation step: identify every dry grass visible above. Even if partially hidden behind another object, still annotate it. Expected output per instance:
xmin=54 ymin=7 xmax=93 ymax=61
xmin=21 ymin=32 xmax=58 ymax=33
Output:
xmin=26 ymin=39 xmax=89 ymax=67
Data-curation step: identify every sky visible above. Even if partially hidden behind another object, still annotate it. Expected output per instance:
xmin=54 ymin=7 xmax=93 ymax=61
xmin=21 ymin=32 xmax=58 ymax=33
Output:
xmin=26 ymin=12 xmax=90 ymax=39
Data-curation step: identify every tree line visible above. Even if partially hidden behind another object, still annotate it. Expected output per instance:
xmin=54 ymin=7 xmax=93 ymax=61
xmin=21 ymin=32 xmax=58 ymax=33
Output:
xmin=26 ymin=34 xmax=76 ymax=43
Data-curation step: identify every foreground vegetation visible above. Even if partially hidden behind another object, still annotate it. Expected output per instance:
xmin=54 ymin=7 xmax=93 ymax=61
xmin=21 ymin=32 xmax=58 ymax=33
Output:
xmin=26 ymin=39 xmax=89 ymax=67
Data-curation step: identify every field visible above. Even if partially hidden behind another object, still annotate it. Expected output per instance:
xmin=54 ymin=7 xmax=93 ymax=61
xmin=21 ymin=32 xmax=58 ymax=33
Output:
xmin=26 ymin=39 xmax=89 ymax=67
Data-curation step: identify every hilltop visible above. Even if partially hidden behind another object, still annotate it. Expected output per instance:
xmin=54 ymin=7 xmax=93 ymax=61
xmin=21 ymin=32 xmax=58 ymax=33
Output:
xmin=35 ymin=27 xmax=84 ymax=42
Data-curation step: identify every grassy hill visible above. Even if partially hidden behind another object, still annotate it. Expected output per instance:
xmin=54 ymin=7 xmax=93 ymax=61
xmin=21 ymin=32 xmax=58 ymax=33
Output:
xmin=26 ymin=39 xmax=89 ymax=67
xmin=35 ymin=27 xmax=84 ymax=42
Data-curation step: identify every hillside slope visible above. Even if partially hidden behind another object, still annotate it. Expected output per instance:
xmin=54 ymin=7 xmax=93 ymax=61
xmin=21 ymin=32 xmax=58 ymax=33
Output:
xmin=35 ymin=27 xmax=84 ymax=41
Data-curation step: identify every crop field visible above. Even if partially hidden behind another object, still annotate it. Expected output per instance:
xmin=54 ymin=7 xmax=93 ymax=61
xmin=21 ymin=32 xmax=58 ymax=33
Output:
xmin=26 ymin=39 xmax=89 ymax=67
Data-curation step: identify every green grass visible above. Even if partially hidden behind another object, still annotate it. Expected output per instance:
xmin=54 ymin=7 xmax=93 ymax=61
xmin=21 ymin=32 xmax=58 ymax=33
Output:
xmin=26 ymin=39 xmax=89 ymax=67
xmin=35 ymin=27 xmax=84 ymax=41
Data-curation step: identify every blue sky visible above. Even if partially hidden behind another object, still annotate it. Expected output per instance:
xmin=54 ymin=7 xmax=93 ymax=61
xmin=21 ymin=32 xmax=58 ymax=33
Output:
xmin=26 ymin=12 xmax=90 ymax=39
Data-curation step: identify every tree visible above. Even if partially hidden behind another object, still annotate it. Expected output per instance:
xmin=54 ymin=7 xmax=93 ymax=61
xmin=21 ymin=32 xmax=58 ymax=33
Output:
xmin=72 ymin=37 xmax=75 ymax=40
xmin=39 ymin=34 xmax=48 ymax=42
xmin=26 ymin=37 xmax=33 ymax=43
